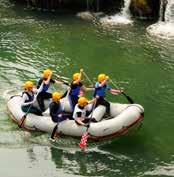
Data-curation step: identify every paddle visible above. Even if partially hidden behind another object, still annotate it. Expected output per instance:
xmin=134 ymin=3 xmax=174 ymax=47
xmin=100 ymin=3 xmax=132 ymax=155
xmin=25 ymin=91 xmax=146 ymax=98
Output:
xmin=82 ymin=71 xmax=93 ymax=86
xmin=19 ymin=82 xmax=44 ymax=128
xmin=79 ymin=101 xmax=96 ymax=150
xmin=110 ymin=79 xmax=134 ymax=104
xmin=55 ymin=74 xmax=70 ymax=88
xmin=56 ymin=74 xmax=70 ymax=81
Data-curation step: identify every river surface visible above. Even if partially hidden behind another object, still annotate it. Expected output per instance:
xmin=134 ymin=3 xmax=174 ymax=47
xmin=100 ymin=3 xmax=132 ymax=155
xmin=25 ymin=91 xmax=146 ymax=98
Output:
xmin=0 ymin=1 xmax=174 ymax=177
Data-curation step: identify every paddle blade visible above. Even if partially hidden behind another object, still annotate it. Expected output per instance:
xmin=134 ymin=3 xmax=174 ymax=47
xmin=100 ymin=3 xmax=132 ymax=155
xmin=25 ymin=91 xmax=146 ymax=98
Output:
xmin=79 ymin=132 xmax=89 ymax=150
xmin=122 ymin=92 xmax=134 ymax=104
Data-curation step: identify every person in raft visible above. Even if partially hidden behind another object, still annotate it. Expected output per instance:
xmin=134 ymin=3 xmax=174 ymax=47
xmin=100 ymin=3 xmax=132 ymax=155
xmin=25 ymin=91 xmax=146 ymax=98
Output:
xmin=49 ymin=92 xmax=68 ymax=123
xmin=94 ymin=74 xmax=122 ymax=115
xmin=73 ymin=97 xmax=96 ymax=126
xmin=68 ymin=69 xmax=94 ymax=111
xmin=21 ymin=81 xmax=42 ymax=115
xmin=37 ymin=69 xmax=65 ymax=112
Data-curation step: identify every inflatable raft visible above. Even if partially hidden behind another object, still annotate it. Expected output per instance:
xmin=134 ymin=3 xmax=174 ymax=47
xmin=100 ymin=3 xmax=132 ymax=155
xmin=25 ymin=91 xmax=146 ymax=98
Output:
xmin=7 ymin=94 xmax=144 ymax=141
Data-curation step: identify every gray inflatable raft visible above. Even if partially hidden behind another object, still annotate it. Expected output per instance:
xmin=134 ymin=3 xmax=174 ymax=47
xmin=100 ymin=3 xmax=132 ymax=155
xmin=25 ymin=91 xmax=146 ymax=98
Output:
xmin=7 ymin=95 xmax=144 ymax=141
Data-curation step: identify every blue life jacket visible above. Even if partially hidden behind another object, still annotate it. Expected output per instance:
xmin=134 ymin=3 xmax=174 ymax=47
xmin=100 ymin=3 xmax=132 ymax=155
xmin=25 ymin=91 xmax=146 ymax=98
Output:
xmin=37 ymin=78 xmax=50 ymax=93
xmin=94 ymin=82 xmax=111 ymax=97
xmin=55 ymin=102 xmax=62 ymax=115
xmin=49 ymin=102 xmax=63 ymax=123
xmin=41 ymin=83 xmax=50 ymax=92
xmin=50 ymin=102 xmax=62 ymax=117
xmin=70 ymin=82 xmax=82 ymax=97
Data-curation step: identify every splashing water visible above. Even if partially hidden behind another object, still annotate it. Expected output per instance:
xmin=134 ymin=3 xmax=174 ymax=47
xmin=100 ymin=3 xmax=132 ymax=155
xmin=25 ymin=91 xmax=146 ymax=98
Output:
xmin=100 ymin=0 xmax=132 ymax=26
xmin=143 ymin=164 xmax=174 ymax=176
xmin=147 ymin=0 xmax=174 ymax=39
xmin=165 ymin=0 xmax=174 ymax=22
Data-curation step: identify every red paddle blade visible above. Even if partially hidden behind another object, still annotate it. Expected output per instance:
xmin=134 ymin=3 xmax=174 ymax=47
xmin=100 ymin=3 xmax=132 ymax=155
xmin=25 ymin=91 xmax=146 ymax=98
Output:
xmin=79 ymin=132 xmax=89 ymax=149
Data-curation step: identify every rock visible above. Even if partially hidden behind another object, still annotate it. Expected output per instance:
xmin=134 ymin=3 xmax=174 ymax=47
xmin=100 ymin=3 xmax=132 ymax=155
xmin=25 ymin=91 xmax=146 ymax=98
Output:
xmin=130 ymin=0 xmax=160 ymax=20
xmin=76 ymin=11 xmax=95 ymax=21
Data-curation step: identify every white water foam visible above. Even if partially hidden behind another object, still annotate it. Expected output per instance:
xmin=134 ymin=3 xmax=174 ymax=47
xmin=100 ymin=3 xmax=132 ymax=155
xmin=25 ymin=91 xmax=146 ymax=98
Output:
xmin=143 ymin=164 xmax=174 ymax=176
xmin=147 ymin=22 xmax=174 ymax=39
xmin=165 ymin=0 xmax=174 ymax=23
xmin=147 ymin=0 xmax=174 ymax=39
xmin=100 ymin=0 xmax=132 ymax=26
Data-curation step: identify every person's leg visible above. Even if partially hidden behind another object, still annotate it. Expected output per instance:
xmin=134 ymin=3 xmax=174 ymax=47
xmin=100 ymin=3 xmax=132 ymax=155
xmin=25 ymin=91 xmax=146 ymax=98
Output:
xmin=37 ymin=92 xmax=46 ymax=112
xmin=71 ymin=95 xmax=79 ymax=109
xmin=22 ymin=105 xmax=42 ymax=115
xmin=96 ymin=97 xmax=110 ymax=114
xmin=100 ymin=98 xmax=110 ymax=114
xmin=62 ymin=112 xmax=72 ymax=119
xmin=38 ymin=92 xmax=52 ymax=112
xmin=43 ymin=92 xmax=52 ymax=99
xmin=51 ymin=116 xmax=58 ymax=123
xmin=58 ymin=115 xmax=67 ymax=122
xmin=21 ymin=106 xmax=30 ymax=113
xmin=60 ymin=90 xmax=68 ymax=99
xmin=83 ymin=118 xmax=90 ymax=124
xmin=28 ymin=106 xmax=43 ymax=115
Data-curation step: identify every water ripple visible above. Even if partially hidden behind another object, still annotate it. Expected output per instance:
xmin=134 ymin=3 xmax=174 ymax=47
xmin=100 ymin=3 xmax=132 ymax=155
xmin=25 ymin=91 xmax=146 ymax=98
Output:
xmin=143 ymin=163 xmax=174 ymax=176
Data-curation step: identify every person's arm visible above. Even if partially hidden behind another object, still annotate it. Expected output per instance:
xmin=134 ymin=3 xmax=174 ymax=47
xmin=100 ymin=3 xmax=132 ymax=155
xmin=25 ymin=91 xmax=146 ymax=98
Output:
xmin=97 ymin=76 xmax=109 ymax=88
xmin=32 ymin=88 xmax=40 ymax=103
xmin=94 ymin=82 xmax=101 ymax=99
xmin=76 ymin=118 xmax=85 ymax=125
xmin=110 ymin=88 xmax=122 ymax=94
xmin=44 ymin=71 xmax=53 ymax=85
xmin=78 ymin=85 xmax=92 ymax=97
xmin=54 ymin=79 xmax=70 ymax=87
xmin=73 ymin=68 xmax=83 ymax=84
xmin=55 ymin=79 xmax=63 ymax=84
xmin=105 ymin=83 xmax=122 ymax=94
xmin=75 ymin=112 xmax=85 ymax=125
xmin=88 ymin=98 xmax=97 ymax=104
xmin=108 ymin=83 xmax=122 ymax=94
xmin=33 ymin=88 xmax=38 ymax=94
xmin=81 ymin=85 xmax=95 ymax=92
xmin=37 ymin=78 xmax=43 ymax=89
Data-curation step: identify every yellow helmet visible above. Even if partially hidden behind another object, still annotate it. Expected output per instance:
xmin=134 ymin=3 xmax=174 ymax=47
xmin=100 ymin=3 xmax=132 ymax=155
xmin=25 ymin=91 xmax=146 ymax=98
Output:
xmin=24 ymin=81 xmax=33 ymax=90
xmin=98 ymin=74 xmax=107 ymax=82
xmin=52 ymin=92 xmax=62 ymax=102
xmin=43 ymin=69 xmax=52 ymax=79
xmin=78 ymin=97 xmax=88 ymax=107
xmin=73 ymin=73 xmax=80 ymax=81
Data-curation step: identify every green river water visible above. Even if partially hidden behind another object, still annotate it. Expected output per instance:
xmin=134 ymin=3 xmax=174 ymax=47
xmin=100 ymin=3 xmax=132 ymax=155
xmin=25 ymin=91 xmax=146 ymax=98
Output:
xmin=0 ymin=1 xmax=174 ymax=177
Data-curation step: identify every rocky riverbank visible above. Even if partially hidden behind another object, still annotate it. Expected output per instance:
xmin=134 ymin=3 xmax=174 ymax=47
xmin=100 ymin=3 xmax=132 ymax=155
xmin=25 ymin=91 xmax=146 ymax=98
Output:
xmin=14 ymin=0 xmax=161 ymax=20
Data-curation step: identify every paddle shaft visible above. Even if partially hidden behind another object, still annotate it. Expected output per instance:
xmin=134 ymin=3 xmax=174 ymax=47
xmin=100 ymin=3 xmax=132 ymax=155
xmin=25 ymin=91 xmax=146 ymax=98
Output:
xmin=55 ymin=74 xmax=70 ymax=81
xmin=82 ymin=71 xmax=93 ymax=86
xmin=79 ymin=101 xmax=96 ymax=149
